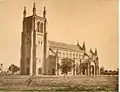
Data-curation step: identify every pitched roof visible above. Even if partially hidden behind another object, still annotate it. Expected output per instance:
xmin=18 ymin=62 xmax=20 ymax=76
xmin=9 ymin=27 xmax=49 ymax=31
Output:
xmin=48 ymin=40 xmax=81 ymax=51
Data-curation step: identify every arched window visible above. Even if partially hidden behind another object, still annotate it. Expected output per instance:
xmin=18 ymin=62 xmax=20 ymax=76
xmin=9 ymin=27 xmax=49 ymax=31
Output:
xmin=37 ymin=22 xmax=40 ymax=32
xmin=52 ymin=68 xmax=55 ymax=75
xmin=26 ymin=58 xmax=30 ymax=75
xmin=76 ymin=53 xmax=78 ymax=58
xmin=27 ymin=37 xmax=30 ymax=45
xmin=38 ymin=68 xmax=42 ymax=74
xmin=26 ymin=58 xmax=30 ymax=65
xmin=27 ymin=23 xmax=31 ymax=33
xmin=40 ymin=22 xmax=43 ymax=33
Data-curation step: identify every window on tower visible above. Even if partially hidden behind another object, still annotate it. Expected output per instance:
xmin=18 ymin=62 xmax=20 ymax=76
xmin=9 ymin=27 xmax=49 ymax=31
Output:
xmin=27 ymin=22 xmax=31 ymax=33
xmin=37 ymin=21 xmax=43 ymax=33
xmin=27 ymin=23 xmax=29 ymax=33
xmin=26 ymin=58 xmax=30 ymax=66
xmin=40 ymin=22 xmax=43 ymax=33
xmin=26 ymin=36 xmax=30 ymax=45
xmin=37 ymin=22 xmax=40 ymax=32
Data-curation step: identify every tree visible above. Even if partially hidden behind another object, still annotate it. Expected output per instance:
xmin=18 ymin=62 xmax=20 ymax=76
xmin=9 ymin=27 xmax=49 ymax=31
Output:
xmin=59 ymin=58 xmax=73 ymax=76
xmin=109 ymin=70 xmax=112 ymax=75
xmin=0 ymin=64 xmax=3 ymax=71
xmin=116 ymin=68 xmax=119 ymax=75
xmin=104 ymin=70 xmax=108 ymax=75
xmin=8 ymin=64 xmax=19 ymax=74
xmin=100 ymin=67 xmax=104 ymax=75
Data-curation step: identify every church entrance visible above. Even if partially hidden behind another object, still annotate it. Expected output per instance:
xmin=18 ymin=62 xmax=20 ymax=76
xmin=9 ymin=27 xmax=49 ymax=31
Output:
xmin=38 ymin=68 xmax=42 ymax=74
xmin=52 ymin=68 xmax=55 ymax=75
xmin=82 ymin=66 xmax=87 ymax=75
xmin=26 ymin=67 xmax=30 ymax=75
xmin=26 ymin=58 xmax=30 ymax=75
xmin=91 ymin=65 xmax=94 ymax=75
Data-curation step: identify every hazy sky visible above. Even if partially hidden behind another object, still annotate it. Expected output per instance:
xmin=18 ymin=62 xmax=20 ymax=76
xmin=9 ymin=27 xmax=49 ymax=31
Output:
xmin=0 ymin=0 xmax=118 ymax=70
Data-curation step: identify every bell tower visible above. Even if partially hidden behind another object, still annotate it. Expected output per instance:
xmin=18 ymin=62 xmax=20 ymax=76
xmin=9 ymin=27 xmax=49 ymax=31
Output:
xmin=20 ymin=3 xmax=47 ymax=75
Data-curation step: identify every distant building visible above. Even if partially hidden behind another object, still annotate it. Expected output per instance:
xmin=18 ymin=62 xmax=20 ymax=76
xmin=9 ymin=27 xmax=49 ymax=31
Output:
xmin=20 ymin=3 xmax=99 ymax=76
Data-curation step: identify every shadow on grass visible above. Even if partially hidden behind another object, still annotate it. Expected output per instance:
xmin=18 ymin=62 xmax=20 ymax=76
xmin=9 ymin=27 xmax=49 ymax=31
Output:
xmin=0 ymin=86 xmax=118 ymax=91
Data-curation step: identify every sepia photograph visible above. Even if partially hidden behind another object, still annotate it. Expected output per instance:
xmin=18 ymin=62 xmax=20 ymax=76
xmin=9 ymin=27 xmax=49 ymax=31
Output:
xmin=0 ymin=0 xmax=118 ymax=91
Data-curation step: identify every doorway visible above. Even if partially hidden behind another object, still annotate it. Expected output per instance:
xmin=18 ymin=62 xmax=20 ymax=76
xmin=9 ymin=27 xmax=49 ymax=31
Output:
xmin=52 ymin=68 xmax=55 ymax=75
xmin=26 ymin=67 xmax=30 ymax=75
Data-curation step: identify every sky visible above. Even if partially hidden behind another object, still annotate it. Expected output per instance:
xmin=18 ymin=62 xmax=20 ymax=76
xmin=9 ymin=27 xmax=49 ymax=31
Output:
xmin=0 ymin=0 xmax=118 ymax=70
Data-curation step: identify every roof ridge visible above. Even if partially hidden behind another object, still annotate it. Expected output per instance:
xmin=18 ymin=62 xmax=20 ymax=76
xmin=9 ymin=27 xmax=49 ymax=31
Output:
xmin=48 ymin=40 xmax=77 ymax=46
xmin=48 ymin=40 xmax=82 ymax=51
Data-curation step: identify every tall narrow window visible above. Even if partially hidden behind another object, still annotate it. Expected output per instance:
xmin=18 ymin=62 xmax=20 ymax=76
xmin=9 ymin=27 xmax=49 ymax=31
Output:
xmin=38 ymin=68 xmax=42 ymax=74
xmin=27 ymin=22 xmax=31 ymax=33
xmin=26 ymin=58 xmax=30 ymax=68
xmin=37 ymin=22 xmax=40 ymax=32
xmin=52 ymin=68 xmax=55 ymax=75
xmin=76 ymin=53 xmax=78 ymax=58
xmin=27 ymin=23 xmax=29 ymax=33
xmin=27 ymin=37 xmax=30 ymax=45
xmin=40 ymin=22 xmax=43 ymax=33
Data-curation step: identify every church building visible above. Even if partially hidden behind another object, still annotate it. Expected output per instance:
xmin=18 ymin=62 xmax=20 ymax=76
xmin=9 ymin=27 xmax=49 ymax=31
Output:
xmin=20 ymin=3 xmax=99 ymax=76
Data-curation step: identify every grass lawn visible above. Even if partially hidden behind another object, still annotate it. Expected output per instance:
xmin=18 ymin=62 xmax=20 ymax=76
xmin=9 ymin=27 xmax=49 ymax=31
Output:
xmin=0 ymin=86 xmax=118 ymax=91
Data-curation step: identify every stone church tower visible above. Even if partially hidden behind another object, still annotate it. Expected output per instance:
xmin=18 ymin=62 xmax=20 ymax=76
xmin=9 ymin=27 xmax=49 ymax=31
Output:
xmin=20 ymin=3 xmax=47 ymax=75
